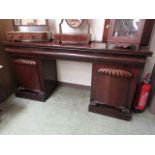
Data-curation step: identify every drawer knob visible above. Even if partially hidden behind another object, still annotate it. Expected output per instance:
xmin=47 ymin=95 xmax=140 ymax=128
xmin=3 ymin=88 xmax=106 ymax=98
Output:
xmin=19 ymin=35 xmax=23 ymax=39
xmin=9 ymin=34 xmax=13 ymax=38
xmin=32 ymin=36 xmax=36 ymax=39
xmin=0 ymin=65 xmax=4 ymax=69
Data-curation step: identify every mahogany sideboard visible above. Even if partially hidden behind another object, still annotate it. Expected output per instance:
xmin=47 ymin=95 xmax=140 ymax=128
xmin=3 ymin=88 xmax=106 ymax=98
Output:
xmin=1 ymin=41 xmax=152 ymax=120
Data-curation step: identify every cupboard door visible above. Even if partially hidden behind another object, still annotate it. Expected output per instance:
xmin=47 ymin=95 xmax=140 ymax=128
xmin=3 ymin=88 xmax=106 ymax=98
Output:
xmin=91 ymin=64 xmax=135 ymax=109
xmin=13 ymin=59 xmax=43 ymax=92
xmin=95 ymin=68 xmax=132 ymax=108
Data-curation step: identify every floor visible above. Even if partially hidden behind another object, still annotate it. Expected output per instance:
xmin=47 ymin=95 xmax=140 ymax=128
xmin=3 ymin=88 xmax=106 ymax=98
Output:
xmin=0 ymin=86 xmax=155 ymax=135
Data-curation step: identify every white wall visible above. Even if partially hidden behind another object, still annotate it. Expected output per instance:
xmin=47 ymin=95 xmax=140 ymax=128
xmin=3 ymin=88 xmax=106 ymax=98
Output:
xmin=49 ymin=20 xmax=155 ymax=86
xmin=143 ymin=24 xmax=155 ymax=76
xmin=57 ymin=60 xmax=92 ymax=85
xmin=50 ymin=19 xmax=105 ymax=86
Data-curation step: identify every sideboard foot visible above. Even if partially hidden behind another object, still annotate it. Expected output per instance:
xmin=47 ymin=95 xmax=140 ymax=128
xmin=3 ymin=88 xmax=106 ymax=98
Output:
xmin=88 ymin=103 xmax=132 ymax=121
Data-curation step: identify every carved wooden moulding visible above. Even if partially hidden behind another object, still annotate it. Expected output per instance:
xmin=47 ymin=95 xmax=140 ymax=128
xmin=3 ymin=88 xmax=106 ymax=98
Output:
xmin=98 ymin=68 xmax=132 ymax=78
xmin=13 ymin=59 xmax=37 ymax=65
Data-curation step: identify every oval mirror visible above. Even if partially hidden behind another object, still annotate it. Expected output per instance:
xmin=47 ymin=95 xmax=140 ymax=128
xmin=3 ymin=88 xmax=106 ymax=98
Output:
xmin=65 ymin=19 xmax=84 ymax=28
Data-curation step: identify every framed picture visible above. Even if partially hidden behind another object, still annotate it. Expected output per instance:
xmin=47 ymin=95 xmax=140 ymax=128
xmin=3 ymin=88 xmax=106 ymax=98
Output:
xmin=13 ymin=19 xmax=47 ymax=26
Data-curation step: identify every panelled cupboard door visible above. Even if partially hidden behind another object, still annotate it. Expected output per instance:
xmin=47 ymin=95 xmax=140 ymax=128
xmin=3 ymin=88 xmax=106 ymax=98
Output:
xmin=13 ymin=59 xmax=43 ymax=92
xmin=91 ymin=63 xmax=140 ymax=110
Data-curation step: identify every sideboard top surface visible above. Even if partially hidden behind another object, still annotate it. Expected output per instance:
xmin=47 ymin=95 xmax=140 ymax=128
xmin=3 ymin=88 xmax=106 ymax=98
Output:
xmin=1 ymin=41 xmax=152 ymax=57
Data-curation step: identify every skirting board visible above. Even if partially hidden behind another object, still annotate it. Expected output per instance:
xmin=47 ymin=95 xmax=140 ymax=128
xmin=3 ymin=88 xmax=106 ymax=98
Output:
xmin=58 ymin=81 xmax=90 ymax=90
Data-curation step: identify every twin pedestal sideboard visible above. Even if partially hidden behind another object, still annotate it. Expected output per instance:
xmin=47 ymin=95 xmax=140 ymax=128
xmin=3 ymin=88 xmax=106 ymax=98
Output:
xmin=1 ymin=41 xmax=152 ymax=120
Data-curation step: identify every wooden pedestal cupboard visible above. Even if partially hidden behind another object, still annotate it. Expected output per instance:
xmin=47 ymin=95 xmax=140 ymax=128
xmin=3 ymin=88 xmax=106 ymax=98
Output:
xmin=90 ymin=63 xmax=142 ymax=120
xmin=11 ymin=58 xmax=57 ymax=101
xmin=1 ymin=41 xmax=152 ymax=120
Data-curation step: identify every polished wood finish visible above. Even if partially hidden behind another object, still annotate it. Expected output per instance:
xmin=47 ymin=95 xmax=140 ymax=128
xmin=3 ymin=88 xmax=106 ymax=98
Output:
xmin=103 ymin=19 xmax=110 ymax=43
xmin=1 ymin=41 xmax=152 ymax=120
xmin=0 ymin=20 xmax=15 ymax=102
xmin=12 ymin=59 xmax=43 ymax=92
xmin=7 ymin=31 xmax=50 ymax=42
xmin=90 ymin=63 xmax=142 ymax=120
xmin=0 ymin=51 xmax=13 ymax=102
xmin=10 ymin=56 xmax=57 ymax=101
xmin=53 ymin=33 xmax=91 ymax=44
xmin=89 ymin=104 xmax=132 ymax=121
xmin=104 ymin=19 xmax=154 ymax=49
